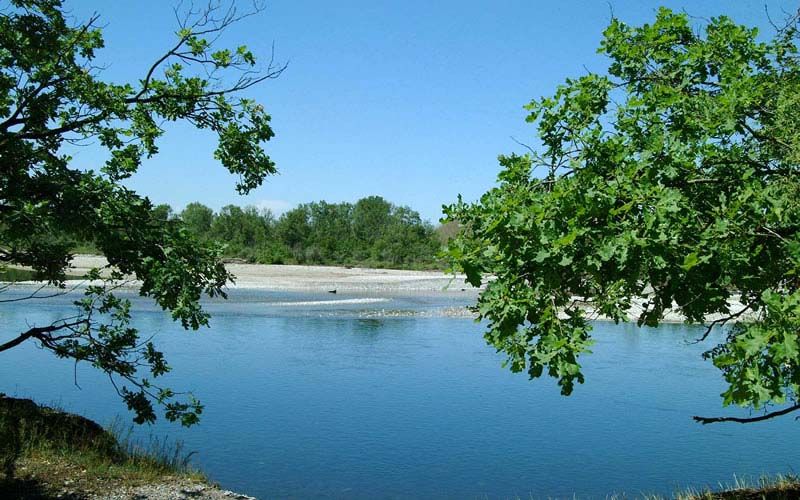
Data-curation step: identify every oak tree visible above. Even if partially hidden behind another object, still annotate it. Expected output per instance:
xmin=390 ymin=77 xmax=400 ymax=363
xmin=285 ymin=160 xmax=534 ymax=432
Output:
xmin=445 ymin=8 xmax=800 ymax=423
xmin=0 ymin=0 xmax=283 ymax=425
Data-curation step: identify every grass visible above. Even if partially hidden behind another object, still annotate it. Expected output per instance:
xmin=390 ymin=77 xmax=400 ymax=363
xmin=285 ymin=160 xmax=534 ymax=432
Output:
xmin=0 ymin=395 xmax=205 ymax=499
xmin=675 ymin=474 xmax=800 ymax=500
xmin=599 ymin=475 xmax=800 ymax=500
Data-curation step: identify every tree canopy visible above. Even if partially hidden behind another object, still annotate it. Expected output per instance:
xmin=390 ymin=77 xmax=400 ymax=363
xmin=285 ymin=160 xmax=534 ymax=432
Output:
xmin=0 ymin=0 xmax=282 ymax=425
xmin=444 ymin=8 xmax=800 ymax=423
xmin=173 ymin=196 xmax=443 ymax=269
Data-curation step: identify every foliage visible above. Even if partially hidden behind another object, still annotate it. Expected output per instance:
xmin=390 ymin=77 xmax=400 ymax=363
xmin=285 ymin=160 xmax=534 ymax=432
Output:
xmin=444 ymin=8 xmax=800 ymax=422
xmin=176 ymin=196 xmax=443 ymax=268
xmin=210 ymin=204 xmax=271 ymax=257
xmin=180 ymin=202 xmax=215 ymax=238
xmin=352 ymin=195 xmax=392 ymax=260
xmin=152 ymin=204 xmax=175 ymax=222
xmin=0 ymin=0 xmax=282 ymax=424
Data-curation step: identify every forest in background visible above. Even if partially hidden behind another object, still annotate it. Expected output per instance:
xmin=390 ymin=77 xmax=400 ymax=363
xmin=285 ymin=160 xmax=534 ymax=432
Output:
xmin=147 ymin=196 xmax=456 ymax=269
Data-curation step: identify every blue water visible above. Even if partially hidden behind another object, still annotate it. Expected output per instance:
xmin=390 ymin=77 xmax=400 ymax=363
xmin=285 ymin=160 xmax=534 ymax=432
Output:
xmin=1 ymin=287 xmax=798 ymax=499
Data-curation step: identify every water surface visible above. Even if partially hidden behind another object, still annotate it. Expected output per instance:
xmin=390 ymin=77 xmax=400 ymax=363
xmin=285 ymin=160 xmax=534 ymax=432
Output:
xmin=0 ymin=287 xmax=797 ymax=499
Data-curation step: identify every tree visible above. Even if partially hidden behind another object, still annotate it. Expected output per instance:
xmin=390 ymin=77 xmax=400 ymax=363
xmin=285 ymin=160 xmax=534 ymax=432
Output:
xmin=275 ymin=205 xmax=311 ymax=258
xmin=307 ymin=201 xmax=354 ymax=263
xmin=211 ymin=205 xmax=266 ymax=249
xmin=352 ymin=195 xmax=391 ymax=260
xmin=152 ymin=204 xmax=174 ymax=222
xmin=187 ymin=197 xmax=442 ymax=267
xmin=0 ymin=0 xmax=284 ymax=425
xmin=374 ymin=205 xmax=438 ymax=266
xmin=180 ymin=202 xmax=215 ymax=238
xmin=444 ymin=8 xmax=800 ymax=423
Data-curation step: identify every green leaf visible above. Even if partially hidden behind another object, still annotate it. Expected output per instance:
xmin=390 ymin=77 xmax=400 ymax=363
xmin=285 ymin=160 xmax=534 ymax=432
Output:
xmin=681 ymin=252 xmax=700 ymax=271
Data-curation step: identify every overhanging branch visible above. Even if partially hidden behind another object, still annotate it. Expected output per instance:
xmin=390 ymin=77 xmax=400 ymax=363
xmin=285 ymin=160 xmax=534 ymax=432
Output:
xmin=0 ymin=319 xmax=88 ymax=353
xmin=693 ymin=403 xmax=800 ymax=424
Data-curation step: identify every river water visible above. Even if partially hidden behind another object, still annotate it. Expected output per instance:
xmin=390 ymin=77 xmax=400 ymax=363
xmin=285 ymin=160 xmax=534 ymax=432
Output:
xmin=1 ymin=287 xmax=797 ymax=499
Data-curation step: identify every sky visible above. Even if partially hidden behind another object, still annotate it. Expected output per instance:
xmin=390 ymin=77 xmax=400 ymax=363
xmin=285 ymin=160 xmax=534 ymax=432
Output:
xmin=69 ymin=0 xmax=797 ymax=223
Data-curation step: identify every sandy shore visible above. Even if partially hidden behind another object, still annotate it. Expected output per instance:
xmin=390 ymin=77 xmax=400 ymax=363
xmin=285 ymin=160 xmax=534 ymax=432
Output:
xmin=68 ymin=255 xmax=477 ymax=293
xmin=21 ymin=255 xmax=748 ymax=323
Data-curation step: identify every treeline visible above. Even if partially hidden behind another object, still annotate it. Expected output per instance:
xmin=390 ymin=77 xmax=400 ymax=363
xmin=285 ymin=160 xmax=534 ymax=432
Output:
xmin=156 ymin=196 xmax=447 ymax=269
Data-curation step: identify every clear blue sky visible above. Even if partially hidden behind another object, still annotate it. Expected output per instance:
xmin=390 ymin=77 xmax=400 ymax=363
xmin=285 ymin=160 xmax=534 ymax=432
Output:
xmin=70 ymin=0 xmax=795 ymax=223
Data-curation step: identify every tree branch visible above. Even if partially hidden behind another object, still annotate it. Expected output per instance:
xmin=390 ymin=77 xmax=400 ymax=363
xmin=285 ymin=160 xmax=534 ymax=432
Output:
xmin=693 ymin=403 xmax=800 ymax=424
xmin=0 ymin=319 xmax=87 ymax=353
xmin=691 ymin=298 xmax=759 ymax=344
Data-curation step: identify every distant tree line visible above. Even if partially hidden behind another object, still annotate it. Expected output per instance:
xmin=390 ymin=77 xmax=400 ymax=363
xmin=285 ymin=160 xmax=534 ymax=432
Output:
xmin=153 ymin=196 xmax=447 ymax=269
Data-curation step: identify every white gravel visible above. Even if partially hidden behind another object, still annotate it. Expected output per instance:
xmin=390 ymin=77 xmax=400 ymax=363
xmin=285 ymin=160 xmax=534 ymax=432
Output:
xmin=67 ymin=255 xmax=476 ymax=293
xmin=12 ymin=255 xmax=753 ymax=325
xmin=91 ymin=480 xmax=255 ymax=499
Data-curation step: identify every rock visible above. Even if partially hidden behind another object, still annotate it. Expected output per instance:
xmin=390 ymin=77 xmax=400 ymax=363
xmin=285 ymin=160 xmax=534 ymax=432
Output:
xmin=221 ymin=491 xmax=256 ymax=499
xmin=94 ymin=481 xmax=257 ymax=499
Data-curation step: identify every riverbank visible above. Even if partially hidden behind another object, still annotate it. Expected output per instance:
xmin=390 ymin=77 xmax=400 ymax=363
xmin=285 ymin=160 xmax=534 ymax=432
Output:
xmin=60 ymin=255 xmax=750 ymax=323
xmin=0 ymin=396 xmax=254 ymax=499
xmin=3 ymin=255 xmax=753 ymax=324
xmin=680 ymin=475 xmax=800 ymax=499
xmin=67 ymin=255 xmax=475 ymax=293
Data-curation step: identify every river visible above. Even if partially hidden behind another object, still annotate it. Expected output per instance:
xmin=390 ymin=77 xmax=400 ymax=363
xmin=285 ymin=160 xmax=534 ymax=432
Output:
xmin=1 ymin=287 xmax=797 ymax=498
